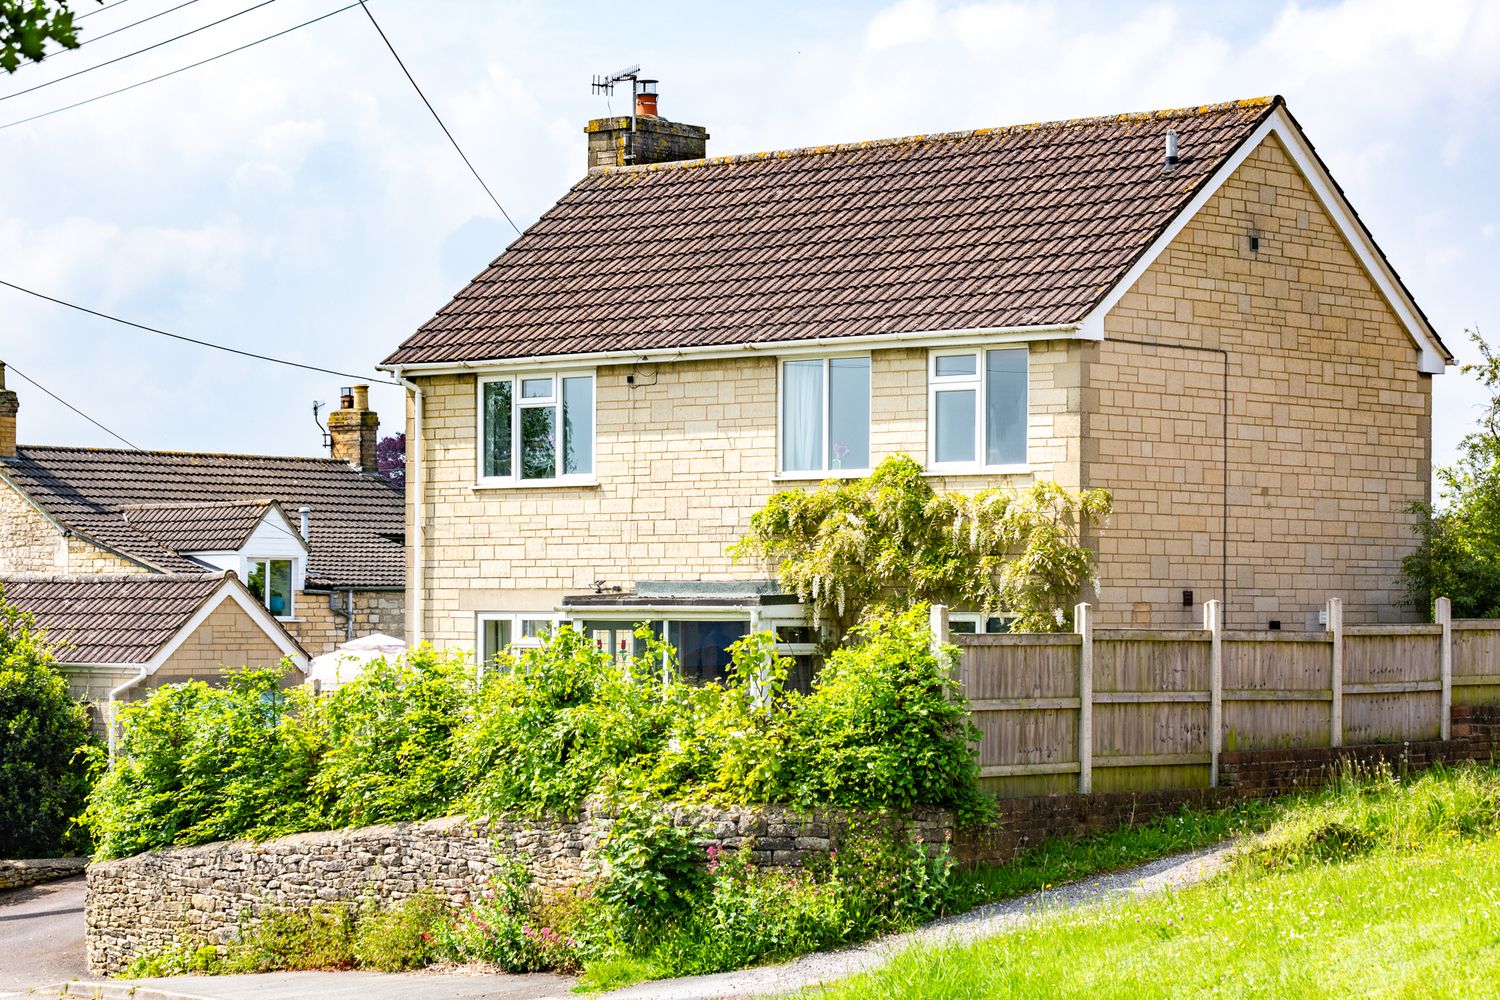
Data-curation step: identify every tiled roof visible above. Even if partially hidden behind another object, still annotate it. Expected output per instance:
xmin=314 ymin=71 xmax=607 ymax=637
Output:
xmin=0 ymin=447 xmax=403 ymax=590
xmin=122 ymin=500 xmax=275 ymax=553
xmin=384 ymin=98 xmax=1280 ymax=366
xmin=1 ymin=573 xmax=226 ymax=664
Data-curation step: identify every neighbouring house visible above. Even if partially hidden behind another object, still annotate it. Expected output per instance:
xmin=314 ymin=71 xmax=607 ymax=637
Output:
xmin=0 ymin=377 xmax=406 ymax=660
xmin=379 ymin=90 xmax=1450 ymax=678
xmin=0 ymin=572 xmax=307 ymax=743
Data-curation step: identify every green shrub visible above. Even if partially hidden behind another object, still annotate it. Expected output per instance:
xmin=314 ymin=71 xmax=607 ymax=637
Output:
xmin=441 ymin=860 xmax=581 ymax=972
xmin=315 ymin=646 xmax=474 ymax=828
xmin=0 ymin=598 xmax=98 ymax=859
xmin=353 ymin=892 xmax=447 ymax=971
xmin=224 ymin=905 xmax=357 ymax=973
xmin=594 ymin=805 xmax=708 ymax=942
xmin=84 ymin=668 xmax=325 ymax=859
xmin=778 ymin=607 xmax=991 ymax=821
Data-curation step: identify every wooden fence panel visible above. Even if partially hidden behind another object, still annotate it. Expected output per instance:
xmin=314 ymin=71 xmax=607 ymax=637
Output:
xmin=955 ymin=634 xmax=1081 ymax=797
xmin=1343 ymin=629 xmax=1442 ymax=742
xmin=1453 ymin=623 xmax=1500 ymax=705
xmin=1221 ymin=634 xmax=1331 ymax=750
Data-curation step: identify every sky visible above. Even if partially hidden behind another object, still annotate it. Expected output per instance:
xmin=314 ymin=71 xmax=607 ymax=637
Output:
xmin=1 ymin=0 xmax=1497 ymax=479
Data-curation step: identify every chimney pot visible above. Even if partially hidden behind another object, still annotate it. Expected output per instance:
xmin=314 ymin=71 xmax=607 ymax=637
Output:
xmin=340 ymin=386 xmax=354 ymax=409
xmin=634 ymin=78 xmax=659 ymax=118
xmin=353 ymin=384 xmax=369 ymax=412
xmin=298 ymin=506 xmax=311 ymax=541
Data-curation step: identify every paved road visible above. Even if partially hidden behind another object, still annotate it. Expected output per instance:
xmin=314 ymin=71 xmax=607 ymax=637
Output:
xmin=0 ymin=876 xmax=88 ymax=993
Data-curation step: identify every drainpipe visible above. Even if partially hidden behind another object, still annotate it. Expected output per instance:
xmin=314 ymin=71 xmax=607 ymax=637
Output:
xmin=327 ymin=589 xmax=356 ymax=642
xmin=106 ymin=668 xmax=149 ymax=761
xmin=394 ymin=367 xmax=424 ymax=646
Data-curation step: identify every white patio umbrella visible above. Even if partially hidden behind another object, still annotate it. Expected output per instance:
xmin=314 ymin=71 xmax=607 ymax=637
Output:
xmin=306 ymin=632 xmax=408 ymax=691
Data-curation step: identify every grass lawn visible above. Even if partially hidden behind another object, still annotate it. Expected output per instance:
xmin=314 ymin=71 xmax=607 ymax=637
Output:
xmin=813 ymin=765 xmax=1500 ymax=999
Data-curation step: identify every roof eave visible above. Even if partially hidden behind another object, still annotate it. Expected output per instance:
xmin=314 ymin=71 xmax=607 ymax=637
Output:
xmin=379 ymin=323 xmax=1085 ymax=376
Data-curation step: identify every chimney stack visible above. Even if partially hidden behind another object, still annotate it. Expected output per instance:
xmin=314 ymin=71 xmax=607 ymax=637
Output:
xmin=585 ymin=79 xmax=708 ymax=171
xmin=0 ymin=362 xmax=18 ymax=460
xmin=328 ymin=382 xmax=378 ymax=472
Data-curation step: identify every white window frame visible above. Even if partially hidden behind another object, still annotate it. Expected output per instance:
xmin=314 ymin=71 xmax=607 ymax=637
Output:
xmin=243 ymin=556 xmax=298 ymax=620
xmin=776 ymin=354 xmax=874 ymax=479
xmin=948 ymin=611 xmax=1013 ymax=635
xmin=927 ymin=347 xmax=1029 ymax=473
xmin=475 ymin=371 xmax=597 ymax=488
xmin=475 ymin=611 xmax=566 ymax=667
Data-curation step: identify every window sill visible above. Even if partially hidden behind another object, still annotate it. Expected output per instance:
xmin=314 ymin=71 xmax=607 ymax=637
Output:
xmin=924 ymin=465 xmax=1032 ymax=477
xmin=472 ymin=477 xmax=600 ymax=491
xmin=771 ymin=469 xmax=872 ymax=483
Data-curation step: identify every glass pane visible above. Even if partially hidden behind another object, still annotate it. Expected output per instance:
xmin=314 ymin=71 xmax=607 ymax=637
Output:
xmin=521 ymin=377 xmax=553 ymax=399
xmin=482 ymin=380 xmax=513 ymax=478
xmin=828 ymin=357 xmax=869 ymax=470
xmin=562 ymin=376 xmax=593 ymax=475
xmin=482 ymin=618 xmax=512 ymax=661
xmin=984 ymin=617 xmax=1006 ymax=633
xmin=673 ymin=620 xmax=748 ymax=685
xmin=986 ymin=348 xmax=1028 ymax=466
xmin=520 ymin=406 xmax=556 ymax=479
xmin=935 ymin=389 xmax=977 ymax=463
xmin=247 ymin=560 xmax=266 ymax=604
xmin=521 ymin=618 xmax=553 ymax=640
xmin=782 ymin=360 xmax=824 ymax=471
xmin=935 ymin=353 xmax=978 ymax=377
xmin=949 ymin=619 xmax=978 ymax=634
xmin=268 ymin=560 xmax=292 ymax=617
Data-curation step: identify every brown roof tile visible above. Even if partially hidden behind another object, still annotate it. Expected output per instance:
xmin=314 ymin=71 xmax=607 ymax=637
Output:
xmin=1 ymin=573 xmax=229 ymax=664
xmin=0 ymin=448 xmax=403 ymax=590
xmin=384 ymin=98 xmax=1278 ymax=366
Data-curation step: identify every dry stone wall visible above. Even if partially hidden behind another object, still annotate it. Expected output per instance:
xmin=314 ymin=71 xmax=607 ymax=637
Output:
xmin=85 ymin=803 xmax=952 ymax=975
xmin=0 ymin=857 xmax=87 ymax=890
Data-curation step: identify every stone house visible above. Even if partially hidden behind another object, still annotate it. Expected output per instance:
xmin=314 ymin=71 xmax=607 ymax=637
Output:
xmin=0 ymin=572 xmax=307 ymax=745
xmin=379 ymin=93 xmax=1449 ymax=677
xmin=0 ymin=379 xmax=405 ymax=659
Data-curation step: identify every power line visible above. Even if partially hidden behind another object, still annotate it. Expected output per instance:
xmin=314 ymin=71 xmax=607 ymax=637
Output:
xmin=71 ymin=0 xmax=212 ymax=53
xmin=0 ymin=2 xmax=360 ymax=130
xmin=357 ymin=1 xmax=522 ymax=236
xmin=5 ymin=362 xmax=141 ymax=449
xmin=0 ymin=278 xmax=400 ymax=386
xmin=77 ymin=0 xmax=136 ymax=21
xmin=1 ymin=0 xmax=279 ymax=103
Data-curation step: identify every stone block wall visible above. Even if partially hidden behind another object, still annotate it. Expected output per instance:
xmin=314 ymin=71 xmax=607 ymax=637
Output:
xmin=0 ymin=857 xmax=87 ymax=891
xmin=286 ymin=589 xmax=406 ymax=658
xmin=85 ymin=803 xmax=950 ymax=975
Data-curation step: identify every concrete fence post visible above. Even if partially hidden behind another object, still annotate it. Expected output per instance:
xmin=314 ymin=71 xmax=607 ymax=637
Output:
xmin=1204 ymin=599 xmax=1223 ymax=787
xmin=1076 ymin=601 xmax=1093 ymax=795
xmin=1327 ymin=597 xmax=1344 ymax=748
xmin=929 ymin=604 xmax=950 ymax=661
xmin=1437 ymin=596 xmax=1453 ymax=740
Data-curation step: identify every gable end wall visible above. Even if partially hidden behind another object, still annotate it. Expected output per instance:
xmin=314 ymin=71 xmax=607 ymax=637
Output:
xmin=1090 ymin=134 xmax=1431 ymax=628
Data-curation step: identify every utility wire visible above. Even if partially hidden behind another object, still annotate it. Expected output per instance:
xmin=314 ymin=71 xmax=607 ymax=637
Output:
xmin=0 ymin=278 xmax=399 ymax=386
xmin=0 ymin=2 xmax=359 ymax=130
xmin=1 ymin=0 xmax=279 ymax=103
xmin=357 ymin=1 xmax=522 ymax=236
xmin=5 ymin=362 xmax=141 ymax=449
xmin=69 ymin=0 xmax=212 ymax=54
xmin=77 ymin=0 xmax=135 ymax=21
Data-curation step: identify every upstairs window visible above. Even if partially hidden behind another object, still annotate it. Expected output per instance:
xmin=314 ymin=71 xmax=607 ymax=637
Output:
xmin=929 ymin=348 xmax=1028 ymax=469
xmin=247 ymin=558 xmax=294 ymax=618
xmin=480 ymin=373 xmax=595 ymax=484
xmin=780 ymin=356 xmax=871 ymax=474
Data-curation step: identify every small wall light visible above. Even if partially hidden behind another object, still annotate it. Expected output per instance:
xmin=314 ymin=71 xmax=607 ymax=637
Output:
xmin=1182 ymin=589 xmax=1194 ymax=608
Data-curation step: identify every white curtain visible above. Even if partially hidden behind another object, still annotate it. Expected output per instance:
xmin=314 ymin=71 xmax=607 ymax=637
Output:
xmin=782 ymin=360 xmax=823 ymax=471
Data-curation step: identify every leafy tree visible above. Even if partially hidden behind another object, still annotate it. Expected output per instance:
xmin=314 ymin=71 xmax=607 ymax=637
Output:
xmin=376 ymin=432 xmax=405 ymax=489
xmin=0 ymin=594 xmax=97 ymax=857
xmin=2 ymin=0 xmax=94 ymax=73
xmin=731 ymin=454 xmax=1111 ymax=638
xmin=1404 ymin=328 xmax=1500 ymax=617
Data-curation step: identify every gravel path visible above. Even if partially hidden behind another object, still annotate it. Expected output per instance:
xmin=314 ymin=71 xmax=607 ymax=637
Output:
xmin=604 ymin=842 xmax=1236 ymax=1000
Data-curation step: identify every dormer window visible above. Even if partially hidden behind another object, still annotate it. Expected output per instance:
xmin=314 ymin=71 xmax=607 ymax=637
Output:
xmin=247 ymin=558 xmax=294 ymax=618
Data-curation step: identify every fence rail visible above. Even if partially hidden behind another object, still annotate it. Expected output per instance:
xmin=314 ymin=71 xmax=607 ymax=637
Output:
xmin=946 ymin=597 xmax=1500 ymax=798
